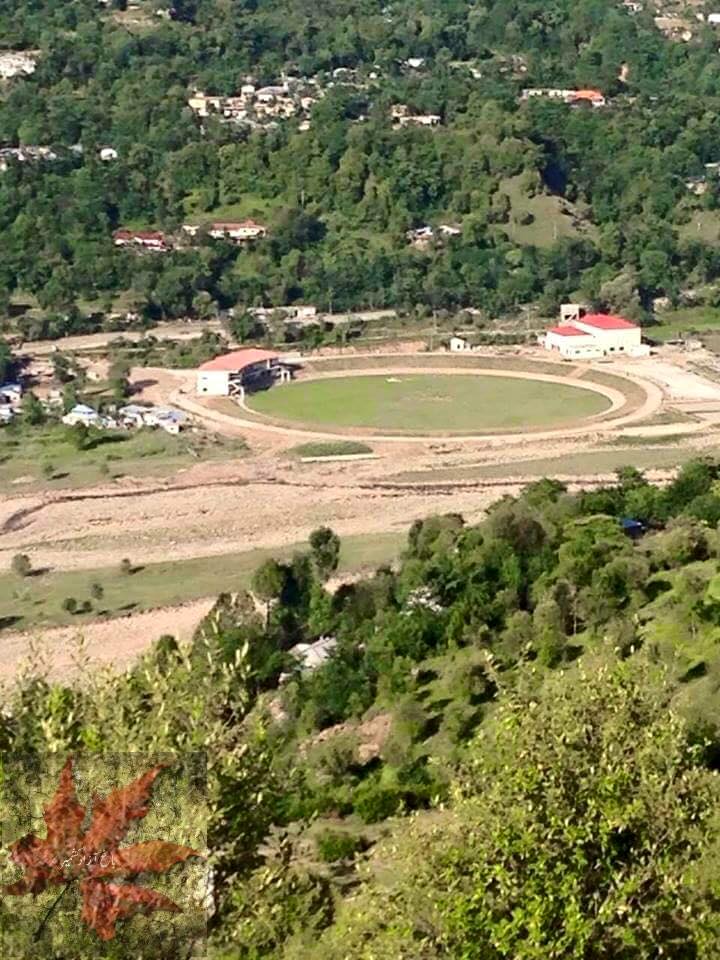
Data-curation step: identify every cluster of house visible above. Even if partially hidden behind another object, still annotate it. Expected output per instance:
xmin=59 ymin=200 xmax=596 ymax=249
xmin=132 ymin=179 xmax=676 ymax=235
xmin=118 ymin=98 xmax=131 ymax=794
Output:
xmin=685 ymin=161 xmax=720 ymax=195
xmin=521 ymin=88 xmax=607 ymax=108
xmin=0 ymin=145 xmax=57 ymax=172
xmin=188 ymin=77 xmax=322 ymax=131
xmin=112 ymin=219 xmax=267 ymax=252
xmin=181 ymin=220 xmax=267 ymax=243
xmin=407 ymin=224 xmax=462 ymax=248
xmin=0 ymin=381 xmax=22 ymax=424
xmin=62 ymin=402 xmax=187 ymax=434
xmin=246 ymin=304 xmax=318 ymax=325
xmin=391 ymin=104 xmax=442 ymax=127
xmin=0 ymin=144 xmax=118 ymax=174
xmin=0 ymin=51 xmax=38 ymax=80
xmin=652 ymin=8 xmax=720 ymax=42
xmin=543 ymin=305 xmax=650 ymax=359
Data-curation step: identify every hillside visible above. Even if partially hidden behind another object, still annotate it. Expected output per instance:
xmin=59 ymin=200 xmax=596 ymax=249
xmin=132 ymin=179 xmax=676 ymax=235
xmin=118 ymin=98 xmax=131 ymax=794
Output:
xmin=3 ymin=0 xmax=720 ymax=337
xmin=5 ymin=462 xmax=720 ymax=954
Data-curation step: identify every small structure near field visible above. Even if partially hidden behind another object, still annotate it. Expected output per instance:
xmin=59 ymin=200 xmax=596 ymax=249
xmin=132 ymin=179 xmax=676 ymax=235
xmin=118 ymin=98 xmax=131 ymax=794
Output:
xmin=196 ymin=348 xmax=291 ymax=398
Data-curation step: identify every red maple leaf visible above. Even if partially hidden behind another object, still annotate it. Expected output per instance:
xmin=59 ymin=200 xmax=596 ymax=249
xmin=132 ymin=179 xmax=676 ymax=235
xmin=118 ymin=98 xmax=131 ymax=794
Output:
xmin=3 ymin=758 xmax=201 ymax=941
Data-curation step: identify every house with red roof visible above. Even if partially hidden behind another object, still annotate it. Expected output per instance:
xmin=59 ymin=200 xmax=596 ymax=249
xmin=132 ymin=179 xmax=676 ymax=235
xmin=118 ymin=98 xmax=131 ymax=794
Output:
xmin=544 ymin=308 xmax=648 ymax=359
xmin=196 ymin=348 xmax=291 ymax=397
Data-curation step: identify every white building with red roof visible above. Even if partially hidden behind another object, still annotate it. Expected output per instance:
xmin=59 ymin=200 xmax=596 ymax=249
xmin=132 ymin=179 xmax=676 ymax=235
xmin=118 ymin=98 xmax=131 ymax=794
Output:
xmin=208 ymin=220 xmax=267 ymax=242
xmin=544 ymin=311 xmax=648 ymax=359
xmin=196 ymin=348 xmax=291 ymax=397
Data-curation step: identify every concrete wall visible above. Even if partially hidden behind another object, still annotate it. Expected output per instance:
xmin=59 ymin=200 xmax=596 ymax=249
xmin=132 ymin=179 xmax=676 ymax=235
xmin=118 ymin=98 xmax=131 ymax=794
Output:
xmin=196 ymin=370 xmax=230 ymax=396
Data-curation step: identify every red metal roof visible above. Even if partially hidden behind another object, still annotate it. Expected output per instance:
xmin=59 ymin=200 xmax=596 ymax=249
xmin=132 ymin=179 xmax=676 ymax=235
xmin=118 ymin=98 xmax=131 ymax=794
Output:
xmin=547 ymin=325 xmax=588 ymax=337
xmin=571 ymin=89 xmax=604 ymax=102
xmin=579 ymin=313 xmax=637 ymax=330
xmin=198 ymin=349 xmax=279 ymax=372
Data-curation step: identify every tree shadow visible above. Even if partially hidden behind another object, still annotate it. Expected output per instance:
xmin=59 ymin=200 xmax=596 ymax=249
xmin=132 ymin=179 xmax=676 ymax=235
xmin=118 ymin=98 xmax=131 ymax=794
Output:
xmin=0 ymin=615 xmax=23 ymax=631
xmin=85 ymin=434 xmax=128 ymax=451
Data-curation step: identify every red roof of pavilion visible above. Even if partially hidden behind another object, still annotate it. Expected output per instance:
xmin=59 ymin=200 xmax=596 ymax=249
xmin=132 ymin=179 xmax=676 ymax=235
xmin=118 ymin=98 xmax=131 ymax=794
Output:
xmin=198 ymin=349 xmax=279 ymax=372
xmin=547 ymin=325 xmax=588 ymax=337
xmin=579 ymin=313 xmax=637 ymax=330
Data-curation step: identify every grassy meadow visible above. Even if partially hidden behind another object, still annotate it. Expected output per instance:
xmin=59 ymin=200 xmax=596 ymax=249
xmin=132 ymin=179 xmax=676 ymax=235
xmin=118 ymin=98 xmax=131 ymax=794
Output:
xmin=247 ymin=374 xmax=610 ymax=432
xmin=0 ymin=532 xmax=405 ymax=634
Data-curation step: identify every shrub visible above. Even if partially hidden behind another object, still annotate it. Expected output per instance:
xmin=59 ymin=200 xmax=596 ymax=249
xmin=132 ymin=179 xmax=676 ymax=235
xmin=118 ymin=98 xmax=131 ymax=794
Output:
xmin=120 ymin=558 xmax=133 ymax=575
xmin=11 ymin=554 xmax=31 ymax=577
xmin=62 ymin=597 xmax=77 ymax=614
xmin=315 ymin=830 xmax=364 ymax=863
xmin=353 ymin=779 xmax=401 ymax=824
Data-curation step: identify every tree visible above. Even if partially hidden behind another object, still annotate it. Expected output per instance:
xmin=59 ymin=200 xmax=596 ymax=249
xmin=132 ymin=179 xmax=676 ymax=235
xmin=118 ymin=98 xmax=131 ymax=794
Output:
xmin=11 ymin=554 xmax=32 ymax=577
xmin=0 ymin=338 xmax=14 ymax=383
xmin=69 ymin=422 xmax=90 ymax=451
xmin=21 ymin=392 xmax=45 ymax=426
xmin=251 ymin=559 xmax=287 ymax=627
xmin=314 ymin=659 xmax=720 ymax=959
xmin=62 ymin=597 xmax=78 ymax=613
xmin=120 ymin=558 xmax=133 ymax=576
xmin=90 ymin=582 xmax=104 ymax=602
xmin=309 ymin=527 xmax=341 ymax=581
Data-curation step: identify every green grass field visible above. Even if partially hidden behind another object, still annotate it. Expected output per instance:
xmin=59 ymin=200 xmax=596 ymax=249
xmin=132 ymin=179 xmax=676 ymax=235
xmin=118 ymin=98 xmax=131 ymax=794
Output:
xmin=288 ymin=440 xmax=374 ymax=458
xmin=247 ymin=374 xmax=610 ymax=433
xmin=396 ymin=446 xmax=707 ymax=484
xmin=643 ymin=306 xmax=720 ymax=342
xmin=0 ymin=532 xmax=405 ymax=634
xmin=0 ymin=424 xmax=246 ymax=493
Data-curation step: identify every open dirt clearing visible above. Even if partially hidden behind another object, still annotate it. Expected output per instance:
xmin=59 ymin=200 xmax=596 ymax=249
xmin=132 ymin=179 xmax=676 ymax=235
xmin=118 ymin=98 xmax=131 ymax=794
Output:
xmin=0 ymin=599 xmax=214 ymax=681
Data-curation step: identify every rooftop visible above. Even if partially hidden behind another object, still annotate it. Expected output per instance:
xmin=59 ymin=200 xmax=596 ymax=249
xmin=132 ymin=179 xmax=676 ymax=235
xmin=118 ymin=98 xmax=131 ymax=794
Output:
xmin=547 ymin=325 xmax=589 ymax=337
xmin=579 ymin=313 xmax=637 ymax=330
xmin=198 ymin=348 xmax=280 ymax=372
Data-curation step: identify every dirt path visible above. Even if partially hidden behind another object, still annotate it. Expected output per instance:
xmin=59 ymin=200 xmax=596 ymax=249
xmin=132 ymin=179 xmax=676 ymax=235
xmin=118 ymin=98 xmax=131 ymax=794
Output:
xmin=171 ymin=362 xmax=662 ymax=445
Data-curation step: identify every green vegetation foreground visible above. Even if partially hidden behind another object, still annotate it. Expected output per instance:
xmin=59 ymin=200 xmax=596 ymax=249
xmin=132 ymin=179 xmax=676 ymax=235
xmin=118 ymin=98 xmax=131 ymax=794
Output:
xmin=6 ymin=463 xmax=720 ymax=955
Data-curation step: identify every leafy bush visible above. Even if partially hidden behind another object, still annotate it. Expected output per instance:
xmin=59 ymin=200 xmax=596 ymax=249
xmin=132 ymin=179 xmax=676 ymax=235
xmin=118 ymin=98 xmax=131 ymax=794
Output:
xmin=315 ymin=830 xmax=364 ymax=863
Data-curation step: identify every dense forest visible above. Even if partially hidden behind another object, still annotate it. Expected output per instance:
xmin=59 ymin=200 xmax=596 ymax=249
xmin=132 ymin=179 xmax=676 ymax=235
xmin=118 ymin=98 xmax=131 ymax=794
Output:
xmin=6 ymin=460 xmax=720 ymax=955
xmin=4 ymin=0 xmax=720 ymax=332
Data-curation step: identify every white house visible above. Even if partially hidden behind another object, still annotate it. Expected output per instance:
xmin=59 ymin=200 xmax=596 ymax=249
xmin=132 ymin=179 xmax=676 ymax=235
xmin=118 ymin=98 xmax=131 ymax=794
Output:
xmin=449 ymin=335 xmax=472 ymax=352
xmin=208 ymin=220 xmax=267 ymax=242
xmin=99 ymin=147 xmax=118 ymax=161
xmin=0 ymin=51 xmax=38 ymax=79
xmin=544 ymin=313 xmax=649 ymax=359
xmin=0 ymin=382 xmax=22 ymax=405
xmin=62 ymin=404 xmax=103 ymax=427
